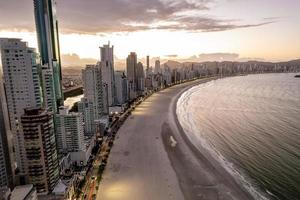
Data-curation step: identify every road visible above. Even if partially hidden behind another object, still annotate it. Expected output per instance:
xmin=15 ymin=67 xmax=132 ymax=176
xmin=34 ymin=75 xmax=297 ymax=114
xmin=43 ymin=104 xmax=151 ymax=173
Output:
xmin=97 ymin=82 xmax=190 ymax=200
xmin=96 ymin=77 xmax=254 ymax=200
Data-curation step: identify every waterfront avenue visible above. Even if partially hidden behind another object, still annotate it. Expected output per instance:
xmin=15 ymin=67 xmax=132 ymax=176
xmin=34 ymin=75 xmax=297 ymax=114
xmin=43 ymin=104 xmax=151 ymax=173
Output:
xmin=96 ymin=77 xmax=254 ymax=200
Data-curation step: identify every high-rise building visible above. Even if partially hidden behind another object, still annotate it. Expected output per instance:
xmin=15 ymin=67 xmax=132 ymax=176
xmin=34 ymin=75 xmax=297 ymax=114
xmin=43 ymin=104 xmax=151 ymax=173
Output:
xmin=114 ymin=71 xmax=128 ymax=105
xmin=82 ymin=65 xmax=106 ymax=119
xmin=0 ymin=38 xmax=42 ymax=176
xmin=21 ymin=108 xmax=59 ymax=194
xmin=126 ymin=52 xmax=137 ymax=99
xmin=33 ymin=0 xmax=63 ymax=109
xmin=102 ymin=83 xmax=109 ymax=115
xmin=154 ymin=60 xmax=161 ymax=74
xmin=41 ymin=68 xmax=57 ymax=112
xmin=78 ymin=98 xmax=95 ymax=136
xmin=99 ymin=43 xmax=116 ymax=106
xmin=162 ymin=64 xmax=172 ymax=86
xmin=146 ymin=56 xmax=150 ymax=70
xmin=55 ymin=107 xmax=85 ymax=154
xmin=146 ymin=55 xmax=150 ymax=77
xmin=0 ymin=63 xmax=14 ymax=188
xmin=136 ymin=62 xmax=145 ymax=92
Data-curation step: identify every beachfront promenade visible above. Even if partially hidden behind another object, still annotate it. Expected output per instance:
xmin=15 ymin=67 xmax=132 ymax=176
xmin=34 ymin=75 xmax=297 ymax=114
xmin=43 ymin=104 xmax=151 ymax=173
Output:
xmin=97 ymin=78 xmax=254 ymax=200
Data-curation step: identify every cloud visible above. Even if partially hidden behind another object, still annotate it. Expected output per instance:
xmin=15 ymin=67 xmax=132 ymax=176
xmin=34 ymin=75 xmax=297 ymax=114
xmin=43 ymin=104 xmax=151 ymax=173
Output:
xmin=0 ymin=0 xmax=275 ymax=34
xmin=197 ymin=53 xmax=239 ymax=61
xmin=61 ymin=54 xmax=97 ymax=67
xmin=165 ymin=54 xmax=178 ymax=58
xmin=178 ymin=53 xmax=266 ymax=62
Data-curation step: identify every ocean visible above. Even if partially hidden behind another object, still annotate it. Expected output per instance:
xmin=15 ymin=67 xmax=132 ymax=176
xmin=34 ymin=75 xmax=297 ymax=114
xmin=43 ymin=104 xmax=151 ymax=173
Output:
xmin=177 ymin=73 xmax=300 ymax=200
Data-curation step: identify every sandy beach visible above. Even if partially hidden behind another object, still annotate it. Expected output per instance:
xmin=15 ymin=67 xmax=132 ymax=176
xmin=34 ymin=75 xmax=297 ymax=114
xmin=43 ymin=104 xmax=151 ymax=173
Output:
xmin=97 ymin=78 xmax=254 ymax=200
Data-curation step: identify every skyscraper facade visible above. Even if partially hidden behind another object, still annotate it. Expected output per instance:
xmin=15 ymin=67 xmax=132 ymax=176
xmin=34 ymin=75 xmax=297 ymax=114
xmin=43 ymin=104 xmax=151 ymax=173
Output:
xmin=78 ymin=98 xmax=95 ymax=136
xmin=0 ymin=66 xmax=14 ymax=188
xmin=33 ymin=0 xmax=63 ymax=109
xmin=136 ymin=62 xmax=145 ymax=92
xmin=82 ymin=65 xmax=105 ymax=119
xmin=0 ymin=38 xmax=42 ymax=176
xmin=126 ymin=52 xmax=137 ymax=99
xmin=55 ymin=107 xmax=85 ymax=154
xmin=146 ymin=55 xmax=150 ymax=77
xmin=41 ymin=68 xmax=57 ymax=112
xmin=21 ymin=108 xmax=59 ymax=194
xmin=100 ymin=43 xmax=116 ymax=106
xmin=154 ymin=60 xmax=161 ymax=74
xmin=114 ymin=71 xmax=128 ymax=105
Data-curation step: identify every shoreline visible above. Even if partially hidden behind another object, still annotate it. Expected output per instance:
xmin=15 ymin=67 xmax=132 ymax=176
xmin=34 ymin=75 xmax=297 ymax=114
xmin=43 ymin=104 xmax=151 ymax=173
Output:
xmin=165 ymin=77 xmax=255 ymax=199
xmin=97 ymin=77 xmax=254 ymax=200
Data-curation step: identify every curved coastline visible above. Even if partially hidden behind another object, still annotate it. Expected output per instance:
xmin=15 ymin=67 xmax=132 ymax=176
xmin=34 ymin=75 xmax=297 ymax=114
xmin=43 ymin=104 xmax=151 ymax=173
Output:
xmin=174 ymin=73 xmax=300 ymax=200
xmin=164 ymin=77 xmax=255 ymax=200
xmin=98 ymin=76 xmax=254 ymax=200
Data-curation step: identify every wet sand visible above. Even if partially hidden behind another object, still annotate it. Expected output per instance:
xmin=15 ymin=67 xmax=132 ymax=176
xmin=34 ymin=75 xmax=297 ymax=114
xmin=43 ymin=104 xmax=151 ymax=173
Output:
xmin=97 ymin=78 xmax=254 ymax=200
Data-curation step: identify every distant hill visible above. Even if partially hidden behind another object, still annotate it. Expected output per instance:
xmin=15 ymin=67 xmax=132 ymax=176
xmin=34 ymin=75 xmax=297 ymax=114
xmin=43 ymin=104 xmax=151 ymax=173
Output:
xmin=162 ymin=59 xmax=300 ymax=69
xmin=163 ymin=60 xmax=183 ymax=69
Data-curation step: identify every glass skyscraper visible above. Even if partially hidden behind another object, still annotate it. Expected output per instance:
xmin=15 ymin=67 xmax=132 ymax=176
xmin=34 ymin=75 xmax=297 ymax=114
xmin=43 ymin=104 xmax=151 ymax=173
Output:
xmin=33 ymin=0 xmax=63 ymax=109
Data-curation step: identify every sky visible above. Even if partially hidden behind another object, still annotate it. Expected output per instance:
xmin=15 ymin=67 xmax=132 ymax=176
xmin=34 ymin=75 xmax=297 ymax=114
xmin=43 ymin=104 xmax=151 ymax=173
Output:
xmin=0 ymin=0 xmax=300 ymax=67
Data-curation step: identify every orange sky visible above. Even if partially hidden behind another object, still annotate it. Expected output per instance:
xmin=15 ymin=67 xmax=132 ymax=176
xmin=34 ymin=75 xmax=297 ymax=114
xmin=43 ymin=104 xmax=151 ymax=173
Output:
xmin=0 ymin=0 xmax=299 ymax=64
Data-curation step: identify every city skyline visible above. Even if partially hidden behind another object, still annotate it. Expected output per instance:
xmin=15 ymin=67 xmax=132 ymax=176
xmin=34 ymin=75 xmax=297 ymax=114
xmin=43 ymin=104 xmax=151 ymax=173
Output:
xmin=0 ymin=0 xmax=299 ymax=199
xmin=0 ymin=0 xmax=300 ymax=64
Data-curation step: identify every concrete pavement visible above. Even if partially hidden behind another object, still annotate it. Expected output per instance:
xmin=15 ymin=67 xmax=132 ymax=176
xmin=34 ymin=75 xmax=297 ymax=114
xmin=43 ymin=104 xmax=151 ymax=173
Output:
xmin=97 ymin=78 xmax=253 ymax=200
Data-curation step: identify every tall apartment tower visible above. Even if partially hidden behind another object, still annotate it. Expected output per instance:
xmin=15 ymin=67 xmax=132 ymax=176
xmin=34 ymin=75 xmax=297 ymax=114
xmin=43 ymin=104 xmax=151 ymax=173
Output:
xmin=154 ymin=60 xmax=161 ymax=74
xmin=146 ymin=55 xmax=150 ymax=77
xmin=126 ymin=52 xmax=138 ymax=99
xmin=78 ymin=98 xmax=95 ymax=135
xmin=55 ymin=107 xmax=85 ymax=154
xmin=136 ymin=62 xmax=145 ymax=92
xmin=33 ymin=0 xmax=63 ymax=109
xmin=41 ymin=69 xmax=57 ymax=112
xmin=114 ymin=71 xmax=128 ymax=105
xmin=21 ymin=108 xmax=59 ymax=194
xmin=100 ymin=43 xmax=116 ymax=106
xmin=146 ymin=56 xmax=150 ymax=70
xmin=0 ymin=38 xmax=42 ymax=177
xmin=82 ymin=65 xmax=105 ymax=119
xmin=0 ymin=65 xmax=14 ymax=188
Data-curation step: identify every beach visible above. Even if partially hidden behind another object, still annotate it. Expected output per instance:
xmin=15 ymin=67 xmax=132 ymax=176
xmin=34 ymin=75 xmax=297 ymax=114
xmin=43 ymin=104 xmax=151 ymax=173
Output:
xmin=97 ymin=77 xmax=254 ymax=200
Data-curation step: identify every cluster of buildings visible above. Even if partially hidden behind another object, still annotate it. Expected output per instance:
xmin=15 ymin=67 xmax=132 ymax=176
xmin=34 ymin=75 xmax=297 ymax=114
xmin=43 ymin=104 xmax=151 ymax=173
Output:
xmin=0 ymin=0 xmax=92 ymax=199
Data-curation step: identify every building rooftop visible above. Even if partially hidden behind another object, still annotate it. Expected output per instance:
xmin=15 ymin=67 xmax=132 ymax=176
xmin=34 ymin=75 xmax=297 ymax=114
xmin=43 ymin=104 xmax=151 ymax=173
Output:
xmin=11 ymin=184 xmax=34 ymax=200
xmin=52 ymin=179 xmax=68 ymax=195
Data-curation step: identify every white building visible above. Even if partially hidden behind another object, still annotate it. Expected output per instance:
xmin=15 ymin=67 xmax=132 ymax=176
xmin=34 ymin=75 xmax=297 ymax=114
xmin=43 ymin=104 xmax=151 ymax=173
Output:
xmin=115 ymin=71 xmax=128 ymax=105
xmin=78 ymin=97 xmax=95 ymax=136
xmin=0 ymin=38 xmax=42 ymax=176
xmin=82 ymin=65 xmax=105 ymax=119
xmin=100 ymin=43 xmax=116 ymax=106
xmin=55 ymin=106 xmax=92 ymax=166
xmin=55 ymin=107 xmax=85 ymax=155
xmin=154 ymin=60 xmax=161 ymax=74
